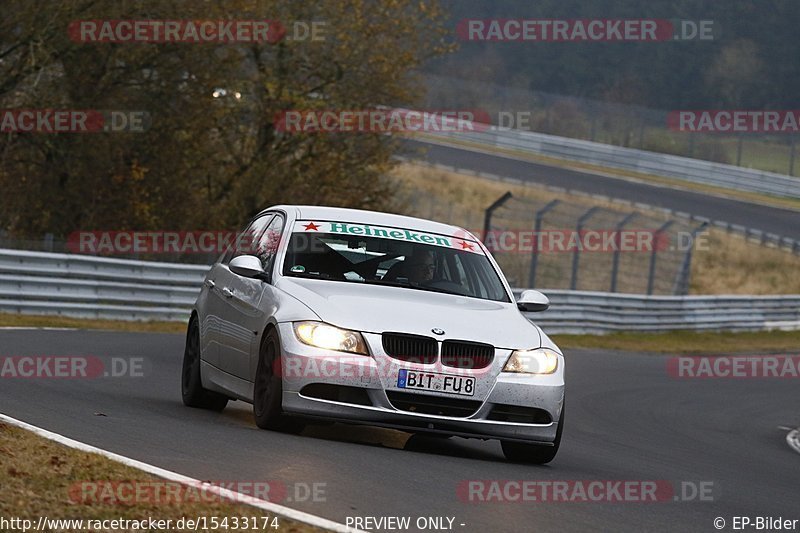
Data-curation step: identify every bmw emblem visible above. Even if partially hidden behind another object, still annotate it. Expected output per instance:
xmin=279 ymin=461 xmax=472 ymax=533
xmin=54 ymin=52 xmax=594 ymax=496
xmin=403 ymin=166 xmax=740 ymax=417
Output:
xmin=431 ymin=328 xmax=445 ymax=335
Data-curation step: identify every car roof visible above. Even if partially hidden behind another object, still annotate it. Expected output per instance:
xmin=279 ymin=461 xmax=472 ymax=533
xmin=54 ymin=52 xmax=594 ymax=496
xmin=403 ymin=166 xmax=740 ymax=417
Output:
xmin=263 ymin=205 xmax=478 ymax=240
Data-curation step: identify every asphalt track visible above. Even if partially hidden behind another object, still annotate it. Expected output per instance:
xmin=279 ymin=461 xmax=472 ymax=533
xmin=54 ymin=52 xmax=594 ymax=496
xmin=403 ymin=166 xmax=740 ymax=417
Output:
xmin=404 ymin=140 xmax=800 ymax=240
xmin=1 ymin=329 xmax=798 ymax=532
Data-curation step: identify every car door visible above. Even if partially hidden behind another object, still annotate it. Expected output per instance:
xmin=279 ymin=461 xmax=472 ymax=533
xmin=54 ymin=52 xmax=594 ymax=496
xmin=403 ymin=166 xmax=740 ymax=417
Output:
xmin=218 ymin=213 xmax=285 ymax=381
xmin=198 ymin=234 xmax=252 ymax=371
xmin=244 ymin=214 xmax=287 ymax=382
xmin=213 ymin=213 xmax=275 ymax=378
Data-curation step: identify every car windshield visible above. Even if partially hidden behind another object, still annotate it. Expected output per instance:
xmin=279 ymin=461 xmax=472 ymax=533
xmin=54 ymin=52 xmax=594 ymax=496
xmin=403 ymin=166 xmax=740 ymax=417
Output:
xmin=282 ymin=221 xmax=510 ymax=302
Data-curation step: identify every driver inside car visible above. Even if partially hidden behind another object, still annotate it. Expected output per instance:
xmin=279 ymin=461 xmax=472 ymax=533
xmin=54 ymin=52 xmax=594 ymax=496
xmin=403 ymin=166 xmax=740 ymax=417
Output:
xmin=403 ymin=249 xmax=436 ymax=284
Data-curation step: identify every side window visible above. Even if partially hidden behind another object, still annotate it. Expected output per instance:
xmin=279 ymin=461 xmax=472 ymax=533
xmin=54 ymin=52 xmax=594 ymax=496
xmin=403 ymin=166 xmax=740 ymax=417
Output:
xmin=255 ymin=214 xmax=285 ymax=274
xmin=223 ymin=214 xmax=274 ymax=264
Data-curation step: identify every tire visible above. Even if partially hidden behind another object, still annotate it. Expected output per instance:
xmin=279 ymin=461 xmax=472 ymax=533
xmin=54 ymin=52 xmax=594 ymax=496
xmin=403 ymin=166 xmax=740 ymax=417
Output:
xmin=501 ymin=401 xmax=564 ymax=465
xmin=181 ymin=316 xmax=229 ymax=411
xmin=253 ymin=328 xmax=304 ymax=433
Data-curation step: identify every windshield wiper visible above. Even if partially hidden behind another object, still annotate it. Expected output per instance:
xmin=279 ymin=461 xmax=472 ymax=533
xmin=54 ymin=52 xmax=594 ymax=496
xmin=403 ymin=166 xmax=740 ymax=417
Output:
xmin=362 ymin=278 xmax=412 ymax=288
xmin=285 ymin=271 xmax=332 ymax=280
xmin=413 ymin=285 xmax=466 ymax=297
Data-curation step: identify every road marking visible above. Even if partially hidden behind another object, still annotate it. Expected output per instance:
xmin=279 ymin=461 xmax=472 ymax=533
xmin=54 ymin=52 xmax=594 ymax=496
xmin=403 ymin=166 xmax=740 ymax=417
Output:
xmin=786 ymin=427 xmax=800 ymax=456
xmin=0 ymin=413 xmax=364 ymax=533
xmin=0 ymin=327 xmax=78 ymax=331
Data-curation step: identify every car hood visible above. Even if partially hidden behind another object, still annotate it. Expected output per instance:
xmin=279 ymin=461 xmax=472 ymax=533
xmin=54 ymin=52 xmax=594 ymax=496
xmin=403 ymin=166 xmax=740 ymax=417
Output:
xmin=275 ymin=277 xmax=542 ymax=350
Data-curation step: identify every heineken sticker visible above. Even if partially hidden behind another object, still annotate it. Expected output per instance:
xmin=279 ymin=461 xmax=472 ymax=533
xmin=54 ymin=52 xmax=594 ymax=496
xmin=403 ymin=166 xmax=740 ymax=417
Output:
xmin=295 ymin=221 xmax=483 ymax=254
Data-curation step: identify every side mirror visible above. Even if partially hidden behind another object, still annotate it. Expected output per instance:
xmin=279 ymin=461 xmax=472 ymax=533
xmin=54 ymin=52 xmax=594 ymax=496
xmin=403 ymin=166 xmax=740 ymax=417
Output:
xmin=517 ymin=289 xmax=550 ymax=312
xmin=229 ymin=255 xmax=268 ymax=281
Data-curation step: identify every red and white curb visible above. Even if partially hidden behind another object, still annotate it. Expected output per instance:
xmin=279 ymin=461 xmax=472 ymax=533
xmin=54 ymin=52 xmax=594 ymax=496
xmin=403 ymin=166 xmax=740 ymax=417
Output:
xmin=0 ymin=413 xmax=365 ymax=533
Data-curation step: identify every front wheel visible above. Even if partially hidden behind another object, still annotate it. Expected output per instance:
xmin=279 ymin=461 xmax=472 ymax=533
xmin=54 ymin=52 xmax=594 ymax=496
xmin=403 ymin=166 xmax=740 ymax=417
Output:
xmin=253 ymin=329 xmax=304 ymax=433
xmin=501 ymin=402 xmax=564 ymax=464
xmin=181 ymin=316 xmax=229 ymax=411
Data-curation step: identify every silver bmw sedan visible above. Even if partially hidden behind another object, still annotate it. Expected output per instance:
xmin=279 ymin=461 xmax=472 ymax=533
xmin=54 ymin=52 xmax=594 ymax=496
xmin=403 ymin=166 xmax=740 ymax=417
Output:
xmin=182 ymin=205 xmax=565 ymax=464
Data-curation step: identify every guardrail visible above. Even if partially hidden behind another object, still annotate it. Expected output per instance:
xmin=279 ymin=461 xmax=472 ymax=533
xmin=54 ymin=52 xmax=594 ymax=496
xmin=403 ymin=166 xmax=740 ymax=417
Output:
xmin=514 ymin=290 xmax=800 ymax=335
xmin=413 ymin=124 xmax=800 ymax=199
xmin=0 ymin=249 xmax=206 ymax=322
xmin=1 ymin=249 xmax=798 ymax=334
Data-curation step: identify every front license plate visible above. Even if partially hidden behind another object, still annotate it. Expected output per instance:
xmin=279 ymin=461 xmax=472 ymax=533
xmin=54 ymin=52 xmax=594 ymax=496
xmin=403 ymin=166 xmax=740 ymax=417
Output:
xmin=396 ymin=369 xmax=476 ymax=397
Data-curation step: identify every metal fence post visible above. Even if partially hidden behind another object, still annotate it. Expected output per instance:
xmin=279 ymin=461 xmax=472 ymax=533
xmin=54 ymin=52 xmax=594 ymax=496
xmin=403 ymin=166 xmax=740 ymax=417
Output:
xmin=672 ymin=221 xmax=709 ymax=295
xmin=482 ymin=191 xmax=513 ymax=253
xmin=571 ymin=206 xmax=601 ymax=290
xmin=736 ymin=135 xmax=743 ymax=166
xmin=528 ymin=199 xmax=560 ymax=287
xmin=647 ymin=221 xmax=674 ymax=295
xmin=610 ymin=212 xmax=637 ymax=293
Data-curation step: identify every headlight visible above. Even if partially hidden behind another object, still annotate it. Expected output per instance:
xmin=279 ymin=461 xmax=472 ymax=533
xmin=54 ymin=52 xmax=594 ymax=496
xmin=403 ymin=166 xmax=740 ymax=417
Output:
xmin=503 ymin=348 xmax=559 ymax=374
xmin=293 ymin=322 xmax=368 ymax=355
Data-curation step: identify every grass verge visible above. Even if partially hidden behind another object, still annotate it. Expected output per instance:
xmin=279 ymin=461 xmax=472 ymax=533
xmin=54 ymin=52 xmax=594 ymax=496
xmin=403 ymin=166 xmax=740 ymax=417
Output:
xmin=0 ymin=423 xmax=324 ymax=532
xmin=0 ymin=313 xmax=185 ymax=333
xmin=553 ymin=329 xmax=800 ymax=354
xmin=690 ymin=230 xmax=800 ymax=294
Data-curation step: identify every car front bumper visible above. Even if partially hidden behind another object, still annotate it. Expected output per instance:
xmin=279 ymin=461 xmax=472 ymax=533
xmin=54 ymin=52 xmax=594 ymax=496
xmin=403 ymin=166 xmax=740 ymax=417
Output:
xmin=276 ymin=323 xmax=565 ymax=443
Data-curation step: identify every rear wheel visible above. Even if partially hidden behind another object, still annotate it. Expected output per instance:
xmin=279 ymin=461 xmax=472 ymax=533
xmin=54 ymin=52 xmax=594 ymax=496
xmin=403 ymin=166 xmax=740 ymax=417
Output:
xmin=253 ymin=328 xmax=304 ymax=433
xmin=181 ymin=316 xmax=228 ymax=411
xmin=501 ymin=402 xmax=564 ymax=464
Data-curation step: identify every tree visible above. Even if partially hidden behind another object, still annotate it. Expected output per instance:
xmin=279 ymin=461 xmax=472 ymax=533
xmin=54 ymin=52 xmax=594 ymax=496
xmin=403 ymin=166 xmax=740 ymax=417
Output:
xmin=0 ymin=0 xmax=451 ymax=237
xmin=704 ymin=39 xmax=763 ymax=108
